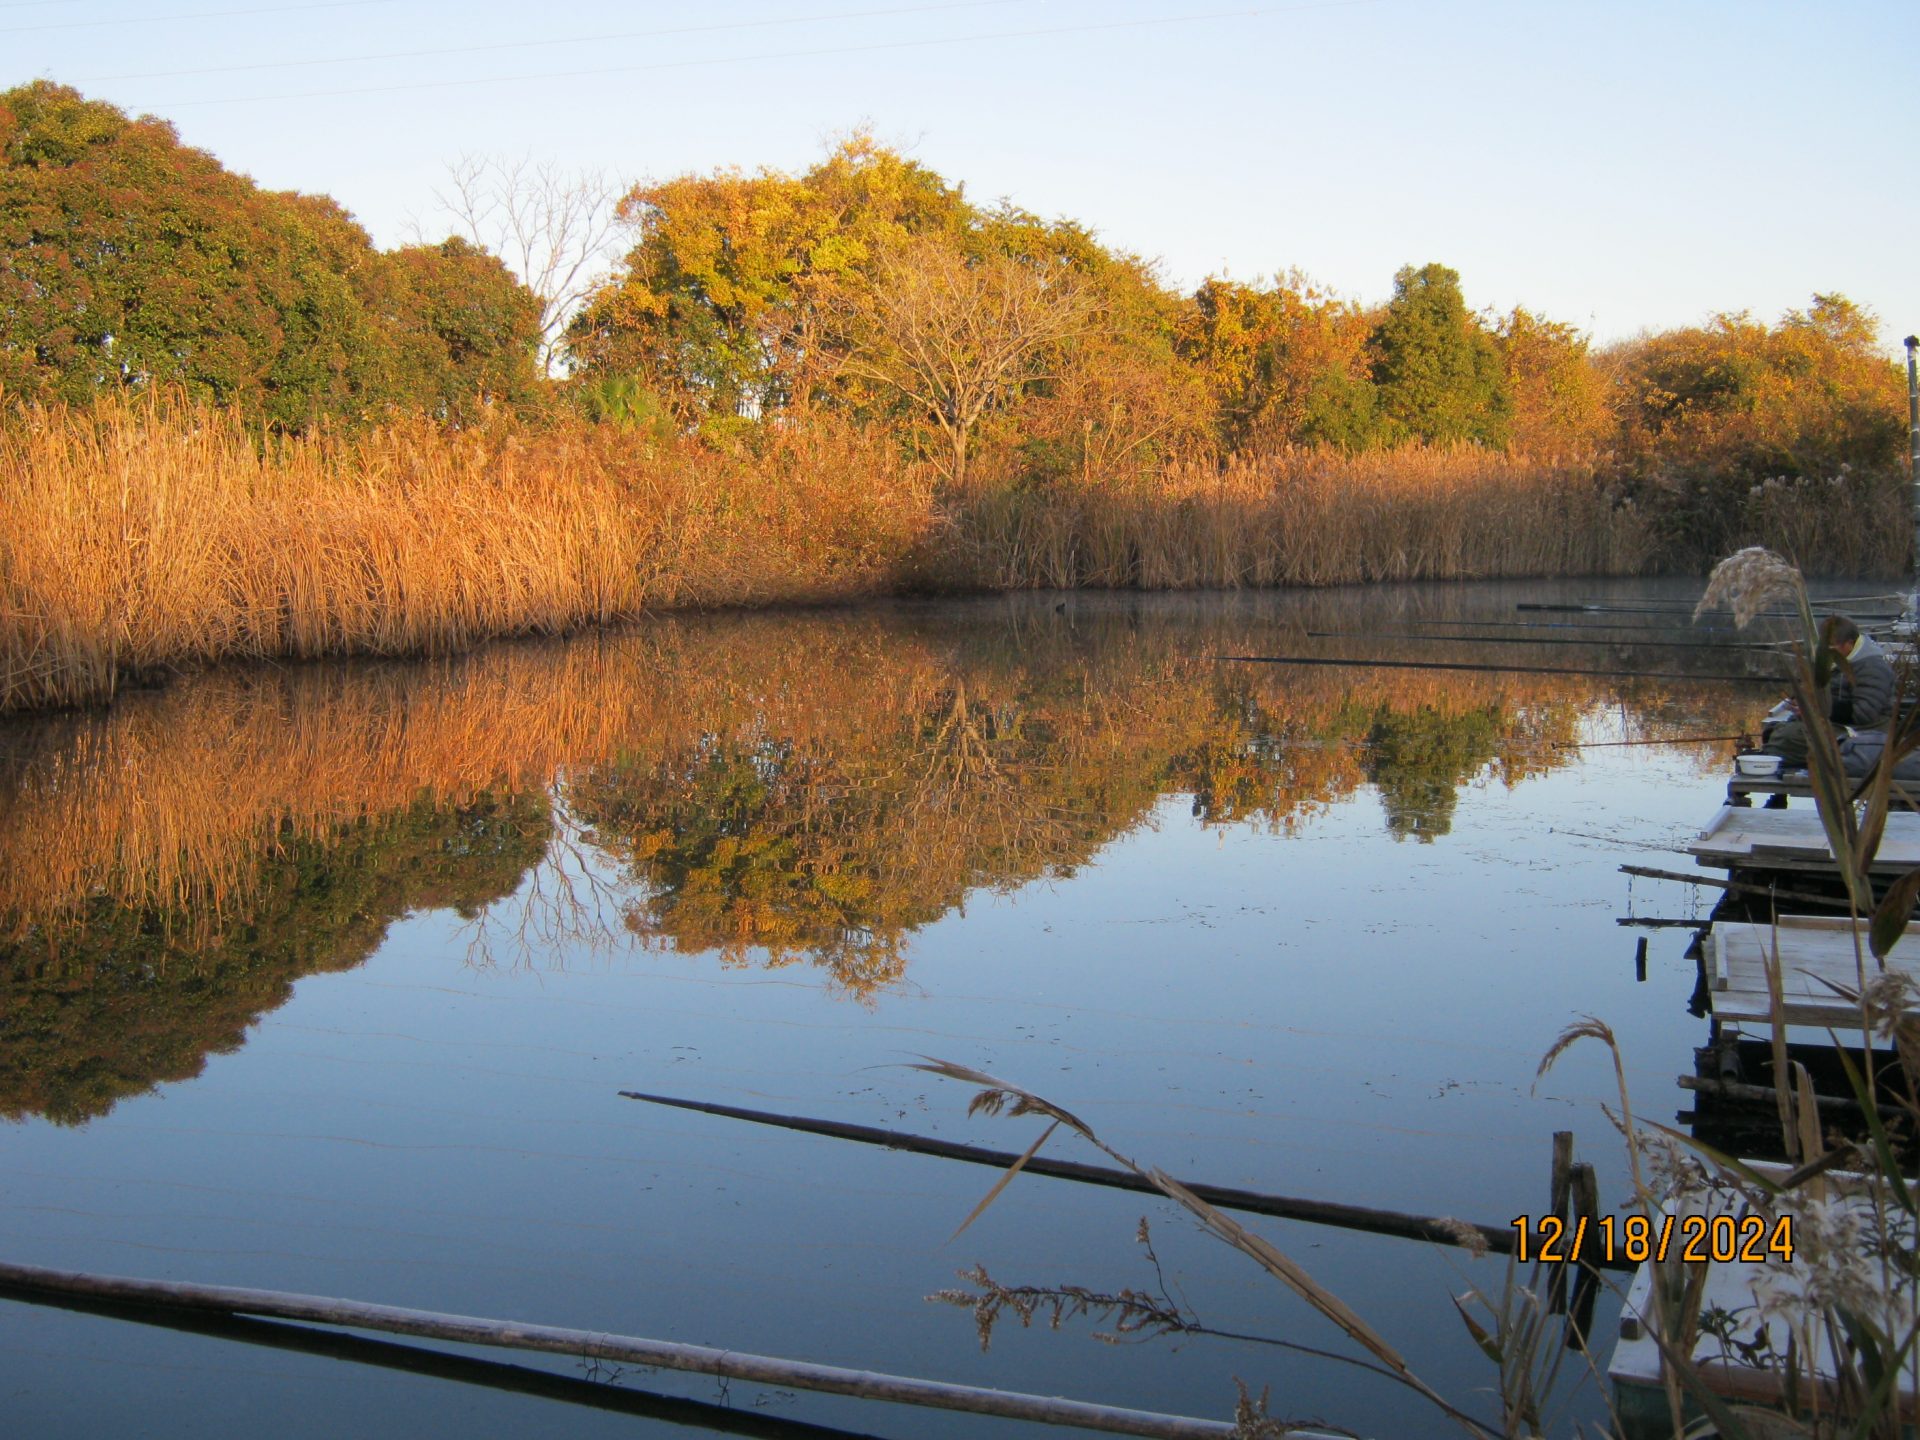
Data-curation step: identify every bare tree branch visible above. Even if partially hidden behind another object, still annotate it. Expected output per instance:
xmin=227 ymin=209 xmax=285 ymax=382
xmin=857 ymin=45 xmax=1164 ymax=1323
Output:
xmin=434 ymin=155 xmax=628 ymax=376
xmin=826 ymin=239 xmax=1097 ymax=487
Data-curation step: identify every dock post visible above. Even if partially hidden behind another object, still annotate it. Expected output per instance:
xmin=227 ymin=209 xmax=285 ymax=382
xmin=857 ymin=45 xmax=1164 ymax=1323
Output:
xmin=1566 ymin=1163 xmax=1601 ymax=1349
xmin=1547 ymin=1130 xmax=1574 ymax=1314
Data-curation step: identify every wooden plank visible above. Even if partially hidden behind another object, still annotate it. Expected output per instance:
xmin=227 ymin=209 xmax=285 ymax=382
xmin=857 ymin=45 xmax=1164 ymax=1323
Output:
xmin=1726 ymin=774 xmax=1920 ymax=811
xmin=1688 ymin=807 xmax=1920 ymax=873
xmin=1703 ymin=915 xmax=1920 ymax=1028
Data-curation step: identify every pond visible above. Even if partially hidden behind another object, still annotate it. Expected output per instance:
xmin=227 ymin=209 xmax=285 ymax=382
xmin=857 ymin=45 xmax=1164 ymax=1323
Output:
xmin=0 ymin=578 xmax=1805 ymax=1437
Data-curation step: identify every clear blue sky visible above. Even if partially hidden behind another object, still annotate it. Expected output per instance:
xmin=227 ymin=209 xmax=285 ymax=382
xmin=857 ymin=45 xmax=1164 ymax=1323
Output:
xmin=11 ymin=0 xmax=1918 ymax=349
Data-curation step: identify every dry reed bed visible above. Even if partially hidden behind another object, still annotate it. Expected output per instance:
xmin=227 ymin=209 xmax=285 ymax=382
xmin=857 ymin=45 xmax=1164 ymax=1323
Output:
xmin=7 ymin=396 xmax=1819 ymax=718
xmin=0 ymin=399 xmax=932 ymax=711
xmin=947 ymin=447 xmax=1656 ymax=589
xmin=0 ymin=608 xmax=1750 ymax=946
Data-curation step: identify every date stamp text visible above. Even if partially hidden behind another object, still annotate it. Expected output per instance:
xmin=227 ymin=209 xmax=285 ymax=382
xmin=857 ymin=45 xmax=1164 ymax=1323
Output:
xmin=1510 ymin=1213 xmax=1795 ymax=1265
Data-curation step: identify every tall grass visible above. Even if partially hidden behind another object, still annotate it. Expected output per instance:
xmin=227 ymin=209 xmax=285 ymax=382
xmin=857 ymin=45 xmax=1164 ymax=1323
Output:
xmin=942 ymin=446 xmax=1654 ymax=590
xmin=0 ymin=396 xmax=931 ymax=710
xmin=2 ymin=395 xmax=1873 ymax=714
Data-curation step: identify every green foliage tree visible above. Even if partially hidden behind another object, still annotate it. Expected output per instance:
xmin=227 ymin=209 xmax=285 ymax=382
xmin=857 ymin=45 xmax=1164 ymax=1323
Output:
xmin=1369 ymin=263 xmax=1511 ymax=447
xmin=1363 ymin=702 xmax=1504 ymax=842
xmin=366 ymin=237 xmax=544 ymax=421
xmin=0 ymin=82 xmax=543 ymax=425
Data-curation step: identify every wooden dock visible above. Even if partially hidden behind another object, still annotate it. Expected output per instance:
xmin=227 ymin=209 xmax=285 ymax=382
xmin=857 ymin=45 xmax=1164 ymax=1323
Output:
xmin=1688 ymin=806 xmax=1920 ymax=875
xmin=1705 ymin=915 xmax=1920 ymax=1028
xmin=1608 ymin=1168 xmax=1918 ymax=1438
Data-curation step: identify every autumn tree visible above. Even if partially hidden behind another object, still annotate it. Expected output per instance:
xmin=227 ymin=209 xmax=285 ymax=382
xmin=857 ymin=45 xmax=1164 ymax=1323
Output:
xmin=1599 ymin=295 xmax=1906 ymax=565
xmin=826 ymin=236 xmax=1096 ymax=487
xmin=1495 ymin=307 xmax=1607 ymax=455
xmin=568 ymin=133 xmax=966 ymax=420
xmin=1369 ymin=263 xmax=1511 ymax=447
xmin=1607 ymin=294 xmax=1904 ymax=480
xmin=1177 ymin=275 xmax=1380 ymax=451
xmin=964 ymin=206 xmax=1206 ymax=484
xmin=1249 ymin=276 xmax=1380 ymax=450
xmin=1178 ymin=278 xmax=1283 ymax=448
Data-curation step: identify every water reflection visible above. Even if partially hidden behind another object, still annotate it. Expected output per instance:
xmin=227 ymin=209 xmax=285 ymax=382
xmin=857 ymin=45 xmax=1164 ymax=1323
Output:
xmin=1 ymin=795 xmax=549 ymax=1124
xmin=0 ymin=588 xmax=1769 ymax=1121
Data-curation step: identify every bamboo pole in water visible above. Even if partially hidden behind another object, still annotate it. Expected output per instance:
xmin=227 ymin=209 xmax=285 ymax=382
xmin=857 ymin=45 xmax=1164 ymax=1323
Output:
xmin=0 ymin=1261 xmax=1243 ymax=1440
xmin=0 ymin=1278 xmax=888 ymax=1440
xmin=617 ymin=1090 xmax=1638 ymax=1270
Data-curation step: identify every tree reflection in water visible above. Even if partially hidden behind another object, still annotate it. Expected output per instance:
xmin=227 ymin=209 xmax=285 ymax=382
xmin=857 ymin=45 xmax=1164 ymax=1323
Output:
xmin=0 ymin=592 xmax=1765 ymax=1120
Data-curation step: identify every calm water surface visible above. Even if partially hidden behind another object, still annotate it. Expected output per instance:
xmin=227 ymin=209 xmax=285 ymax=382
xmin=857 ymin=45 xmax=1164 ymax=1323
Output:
xmin=0 ymin=580 xmax=1798 ymax=1437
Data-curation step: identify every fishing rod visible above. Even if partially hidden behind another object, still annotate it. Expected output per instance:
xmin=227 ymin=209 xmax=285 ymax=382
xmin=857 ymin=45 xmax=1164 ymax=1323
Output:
xmin=1216 ymin=654 xmax=1779 ymax=684
xmin=1553 ymin=733 xmax=1753 ymax=749
xmin=1402 ymin=617 xmax=1760 ymax=634
xmin=615 ymin=1090 xmax=1591 ymax=1265
xmin=1305 ymin=630 xmax=1784 ymax=652
xmin=1618 ymin=864 xmax=1850 ymax=911
xmin=1522 ymin=603 xmax=1899 ymax=620
xmin=1569 ymin=592 xmax=1902 ymax=608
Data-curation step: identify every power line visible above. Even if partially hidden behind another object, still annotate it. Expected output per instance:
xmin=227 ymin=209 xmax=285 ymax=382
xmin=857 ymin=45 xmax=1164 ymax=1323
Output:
xmin=1 ymin=0 xmax=393 ymax=34
xmin=80 ymin=0 xmax=1028 ymax=83
xmin=143 ymin=1 xmax=1379 ymax=109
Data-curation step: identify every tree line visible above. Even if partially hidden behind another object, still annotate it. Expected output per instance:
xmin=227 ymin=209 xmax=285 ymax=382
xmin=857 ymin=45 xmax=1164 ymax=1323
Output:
xmin=2 ymin=81 xmax=1909 ymax=563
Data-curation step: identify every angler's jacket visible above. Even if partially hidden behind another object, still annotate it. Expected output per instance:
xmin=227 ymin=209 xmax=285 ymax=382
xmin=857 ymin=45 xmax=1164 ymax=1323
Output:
xmin=1832 ymin=633 xmax=1896 ymax=730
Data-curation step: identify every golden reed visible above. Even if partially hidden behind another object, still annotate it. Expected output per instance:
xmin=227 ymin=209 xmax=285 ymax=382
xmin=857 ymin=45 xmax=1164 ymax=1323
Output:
xmin=942 ymin=446 xmax=1654 ymax=590
xmin=0 ymin=396 xmax=932 ymax=711
xmin=0 ymin=398 xmax=1692 ymax=712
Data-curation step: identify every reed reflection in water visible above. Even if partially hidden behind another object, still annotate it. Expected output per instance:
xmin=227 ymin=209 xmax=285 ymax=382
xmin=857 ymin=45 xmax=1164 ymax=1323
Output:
xmin=0 ymin=586 xmax=1770 ymax=1124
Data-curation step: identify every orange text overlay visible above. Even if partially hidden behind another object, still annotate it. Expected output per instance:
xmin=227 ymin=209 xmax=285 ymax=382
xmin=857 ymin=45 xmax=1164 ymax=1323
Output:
xmin=1510 ymin=1213 xmax=1794 ymax=1265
